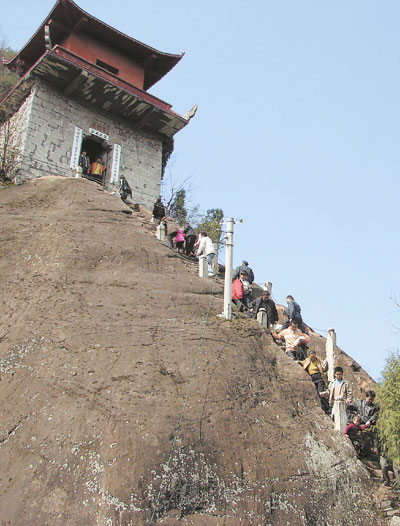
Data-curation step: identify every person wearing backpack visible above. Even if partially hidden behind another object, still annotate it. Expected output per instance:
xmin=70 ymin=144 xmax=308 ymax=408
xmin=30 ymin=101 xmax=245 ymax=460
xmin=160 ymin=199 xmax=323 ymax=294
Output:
xmin=183 ymin=224 xmax=197 ymax=256
xmin=232 ymin=260 xmax=254 ymax=284
xmin=282 ymin=295 xmax=304 ymax=330
xmin=241 ymin=274 xmax=253 ymax=309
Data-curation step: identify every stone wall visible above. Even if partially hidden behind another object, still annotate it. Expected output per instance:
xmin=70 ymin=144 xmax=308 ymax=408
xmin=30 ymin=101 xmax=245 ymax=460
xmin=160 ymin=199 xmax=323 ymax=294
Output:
xmin=11 ymin=80 xmax=163 ymax=208
xmin=0 ymin=90 xmax=35 ymax=178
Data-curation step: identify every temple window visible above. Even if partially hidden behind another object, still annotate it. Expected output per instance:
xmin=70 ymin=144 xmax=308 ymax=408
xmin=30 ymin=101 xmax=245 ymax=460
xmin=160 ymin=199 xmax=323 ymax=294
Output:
xmin=96 ymin=59 xmax=119 ymax=76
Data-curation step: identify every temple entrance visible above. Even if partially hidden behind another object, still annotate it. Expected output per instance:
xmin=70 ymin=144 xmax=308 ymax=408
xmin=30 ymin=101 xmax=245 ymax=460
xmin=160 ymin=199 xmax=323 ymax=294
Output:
xmin=80 ymin=135 xmax=111 ymax=184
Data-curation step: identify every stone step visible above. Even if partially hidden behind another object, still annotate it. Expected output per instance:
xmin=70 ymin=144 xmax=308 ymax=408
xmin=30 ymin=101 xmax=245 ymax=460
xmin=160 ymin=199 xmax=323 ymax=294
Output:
xmin=386 ymin=510 xmax=400 ymax=517
xmin=366 ymin=467 xmax=383 ymax=478
xmin=362 ymin=459 xmax=381 ymax=470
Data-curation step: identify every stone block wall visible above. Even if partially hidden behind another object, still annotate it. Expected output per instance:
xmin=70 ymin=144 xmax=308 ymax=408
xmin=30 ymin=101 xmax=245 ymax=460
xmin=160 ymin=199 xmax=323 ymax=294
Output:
xmin=0 ymin=91 xmax=35 ymax=178
xmin=10 ymin=80 xmax=164 ymax=208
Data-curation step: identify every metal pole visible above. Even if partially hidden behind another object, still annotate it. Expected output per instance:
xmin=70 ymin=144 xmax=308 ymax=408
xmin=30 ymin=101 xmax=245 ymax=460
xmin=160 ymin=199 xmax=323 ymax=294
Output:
xmin=223 ymin=218 xmax=234 ymax=319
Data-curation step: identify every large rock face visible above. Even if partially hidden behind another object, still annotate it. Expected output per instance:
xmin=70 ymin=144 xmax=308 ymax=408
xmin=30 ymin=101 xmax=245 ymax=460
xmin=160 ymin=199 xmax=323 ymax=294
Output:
xmin=0 ymin=178 xmax=383 ymax=525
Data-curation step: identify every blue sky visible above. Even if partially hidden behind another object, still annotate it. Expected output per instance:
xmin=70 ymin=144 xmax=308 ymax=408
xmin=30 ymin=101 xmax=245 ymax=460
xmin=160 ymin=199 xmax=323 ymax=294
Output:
xmin=2 ymin=1 xmax=400 ymax=380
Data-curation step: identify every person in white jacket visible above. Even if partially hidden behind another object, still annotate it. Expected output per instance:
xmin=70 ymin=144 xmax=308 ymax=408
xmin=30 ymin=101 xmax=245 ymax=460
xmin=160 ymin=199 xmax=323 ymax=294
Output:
xmin=196 ymin=232 xmax=216 ymax=276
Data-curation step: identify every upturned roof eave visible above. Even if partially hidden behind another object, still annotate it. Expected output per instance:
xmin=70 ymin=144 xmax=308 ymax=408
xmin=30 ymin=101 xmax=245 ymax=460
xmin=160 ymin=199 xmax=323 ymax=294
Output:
xmin=5 ymin=0 xmax=184 ymax=90
xmin=0 ymin=49 xmax=189 ymax=138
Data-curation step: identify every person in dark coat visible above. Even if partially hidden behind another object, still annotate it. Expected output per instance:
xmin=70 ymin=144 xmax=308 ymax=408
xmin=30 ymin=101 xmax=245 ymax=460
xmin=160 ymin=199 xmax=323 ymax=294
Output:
xmin=152 ymin=197 xmax=166 ymax=224
xmin=348 ymin=390 xmax=380 ymax=458
xmin=183 ymin=224 xmax=197 ymax=256
xmin=232 ymin=261 xmax=254 ymax=284
xmin=167 ymin=230 xmax=177 ymax=250
xmin=247 ymin=291 xmax=278 ymax=327
xmin=349 ymin=391 xmax=380 ymax=426
xmin=119 ymin=175 xmax=132 ymax=204
xmin=282 ymin=295 xmax=303 ymax=330
xmin=78 ymin=150 xmax=91 ymax=175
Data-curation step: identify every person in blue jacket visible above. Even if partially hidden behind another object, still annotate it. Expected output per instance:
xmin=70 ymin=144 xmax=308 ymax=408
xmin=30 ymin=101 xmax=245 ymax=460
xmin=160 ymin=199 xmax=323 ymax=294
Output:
xmin=232 ymin=260 xmax=254 ymax=284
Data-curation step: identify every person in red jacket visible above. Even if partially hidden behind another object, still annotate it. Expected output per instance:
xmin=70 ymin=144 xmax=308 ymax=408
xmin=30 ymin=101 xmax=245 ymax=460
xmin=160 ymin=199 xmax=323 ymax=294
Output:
xmin=344 ymin=415 xmax=370 ymax=458
xmin=231 ymin=271 xmax=248 ymax=312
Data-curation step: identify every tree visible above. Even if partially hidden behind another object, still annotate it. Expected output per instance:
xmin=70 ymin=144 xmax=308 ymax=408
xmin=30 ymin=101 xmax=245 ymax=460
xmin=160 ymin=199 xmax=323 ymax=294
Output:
xmin=377 ymin=350 xmax=400 ymax=463
xmin=0 ymin=45 xmax=19 ymax=103
xmin=196 ymin=208 xmax=224 ymax=243
xmin=0 ymin=43 xmax=21 ymax=180
xmin=160 ymin=169 xmax=199 ymax=225
xmin=0 ymin=118 xmax=21 ymax=179
xmin=169 ymin=188 xmax=188 ymax=225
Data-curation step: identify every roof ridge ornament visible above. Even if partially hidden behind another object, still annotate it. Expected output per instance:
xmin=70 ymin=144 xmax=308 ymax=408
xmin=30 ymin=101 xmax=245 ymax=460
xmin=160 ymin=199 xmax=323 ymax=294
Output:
xmin=183 ymin=104 xmax=198 ymax=121
xmin=44 ymin=25 xmax=52 ymax=50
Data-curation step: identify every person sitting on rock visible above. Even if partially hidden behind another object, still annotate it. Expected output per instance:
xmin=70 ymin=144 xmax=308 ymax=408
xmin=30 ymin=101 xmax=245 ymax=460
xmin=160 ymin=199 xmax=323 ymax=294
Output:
xmin=282 ymin=295 xmax=304 ymax=331
xmin=247 ymin=291 xmax=278 ymax=328
xmin=344 ymin=415 xmax=370 ymax=458
xmin=378 ymin=434 xmax=400 ymax=487
xmin=297 ymin=350 xmax=330 ymax=413
xmin=271 ymin=321 xmax=310 ymax=360
xmin=232 ymin=270 xmax=249 ymax=312
xmin=232 ymin=260 xmax=254 ymax=284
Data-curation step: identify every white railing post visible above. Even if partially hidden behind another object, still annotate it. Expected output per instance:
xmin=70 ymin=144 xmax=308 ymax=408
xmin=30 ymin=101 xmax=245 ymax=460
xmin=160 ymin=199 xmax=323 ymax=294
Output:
xmin=156 ymin=223 xmax=166 ymax=241
xmin=223 ymin=218 xmax=234 ymax=320
xmin=159 ymin=222 xmax=166 ymax=242
xmin=212 ymin=243 xmax=219 ymax=274
xmin=256 ymin=308 xmax=268 ymax=328
xmin=264 ymin=282 xmax=272 ymax=295
xmin=334 ymin=402 xmax=347 ymax=433
xmin=326 ymin=328 xmax=336 ymax=384
xmin=199 ymin=255 xmax=208 ymax=278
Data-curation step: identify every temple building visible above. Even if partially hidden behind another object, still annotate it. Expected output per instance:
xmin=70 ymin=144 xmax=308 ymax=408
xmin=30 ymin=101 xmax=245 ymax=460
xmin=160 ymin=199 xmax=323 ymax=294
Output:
xmin=0 ymin=0 xmax=194 ymax=207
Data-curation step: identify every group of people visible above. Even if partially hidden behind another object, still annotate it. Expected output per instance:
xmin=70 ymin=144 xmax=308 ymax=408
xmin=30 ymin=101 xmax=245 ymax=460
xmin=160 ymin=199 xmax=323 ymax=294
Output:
xmin=151 ymin=198 xmax=217 ymax=276
xmin=78 ymin=151 xmax=106 ymax=180
xmin=108 ymin=190 xmax=400 ymax=487
xmin=78 ymin=150 xmax=135 ymax=207
xmin=166 ymin=225 xmax=197 ymax=257
xmin=230 ymin=271 xmax=398 ymax=486
xmin=345 ymin=391 xmax=399 ymax=487
xmin=167 ymin=228 xmax=216 ymax=275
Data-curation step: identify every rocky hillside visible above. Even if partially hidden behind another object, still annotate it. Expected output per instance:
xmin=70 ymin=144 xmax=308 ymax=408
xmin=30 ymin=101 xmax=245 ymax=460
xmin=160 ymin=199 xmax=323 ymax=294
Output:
xmin=0 ymin=177 xmax=385 ymax=525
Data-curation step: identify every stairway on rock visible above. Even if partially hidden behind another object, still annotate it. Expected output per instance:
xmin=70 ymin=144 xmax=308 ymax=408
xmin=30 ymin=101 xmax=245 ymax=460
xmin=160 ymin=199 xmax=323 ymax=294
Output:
xmin=361 ymin=459 xmax=400 ymax=521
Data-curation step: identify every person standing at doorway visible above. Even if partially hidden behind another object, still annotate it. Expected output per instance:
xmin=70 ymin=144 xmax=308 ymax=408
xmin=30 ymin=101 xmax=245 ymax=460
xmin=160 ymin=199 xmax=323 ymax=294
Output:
xmin=78 ymin=150 xmax=91 ymax=175
xmin=91 ymin=156 xmax=105 ymax=179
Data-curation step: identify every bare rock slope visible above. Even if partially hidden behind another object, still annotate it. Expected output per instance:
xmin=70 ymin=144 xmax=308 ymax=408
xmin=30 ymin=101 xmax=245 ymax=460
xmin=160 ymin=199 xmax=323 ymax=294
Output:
xmin=0 ymin=177 xmax=383 ymax=525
